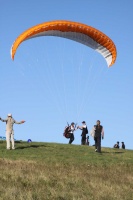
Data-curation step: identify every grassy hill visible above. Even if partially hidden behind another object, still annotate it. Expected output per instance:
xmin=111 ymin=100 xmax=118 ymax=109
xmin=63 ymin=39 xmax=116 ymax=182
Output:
xmin=0 ymin=141 xmax=133 ymax=200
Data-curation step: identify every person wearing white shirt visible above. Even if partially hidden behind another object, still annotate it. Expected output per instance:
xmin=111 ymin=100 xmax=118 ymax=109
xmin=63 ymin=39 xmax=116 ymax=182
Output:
xmin=69 ymin=122 xmax=77 ymax=144
xmin=0 ymin=114 xmax=25 ymax=150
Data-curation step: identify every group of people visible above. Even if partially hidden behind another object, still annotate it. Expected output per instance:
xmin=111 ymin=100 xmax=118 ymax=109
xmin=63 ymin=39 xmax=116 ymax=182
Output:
xmin=0 ymin=112 xmax=104 ymax=152
xmin=1 ymin=114 xmax=125 ymax=152
xmin=114 ymin=141 xmax=125 ymax=149
xmin=66 ymin=121 xmax=89 ymax=145
xmin=64 ymin=120 xmax=104 ymax=153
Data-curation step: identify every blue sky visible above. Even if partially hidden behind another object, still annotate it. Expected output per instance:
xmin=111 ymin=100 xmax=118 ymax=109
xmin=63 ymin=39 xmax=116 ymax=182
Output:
xmin=0 ymin=0 xmax=133 ymax=149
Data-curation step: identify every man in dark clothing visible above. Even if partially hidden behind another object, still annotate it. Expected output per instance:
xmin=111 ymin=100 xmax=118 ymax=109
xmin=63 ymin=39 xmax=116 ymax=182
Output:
xmin=77 ymin=121 xmax=88 ymax=145
xmin=94 ymin=120 xmax=104 ymax=153
xmin=121 ymin=142 xmax=125 ymax=149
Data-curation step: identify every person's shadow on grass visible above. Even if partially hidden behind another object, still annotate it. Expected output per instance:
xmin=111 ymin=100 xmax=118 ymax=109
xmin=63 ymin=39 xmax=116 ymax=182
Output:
xmin=16 ymin=144 xmax=48 ymax=149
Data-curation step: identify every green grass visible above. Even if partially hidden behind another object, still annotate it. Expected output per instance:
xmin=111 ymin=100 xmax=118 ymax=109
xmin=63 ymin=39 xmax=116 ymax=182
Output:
xmin=0 ymin=141 xmax=133 ymax=200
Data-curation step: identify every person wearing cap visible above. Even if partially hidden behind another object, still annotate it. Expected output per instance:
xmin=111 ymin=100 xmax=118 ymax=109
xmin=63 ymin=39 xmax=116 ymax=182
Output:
xmin=68 ymin=122 xmax=77 ymax=144
xmin=77 ymin=121 xmax=88 ymax=145
xmin=94 ymin=120 xmax=104 ymax=153
xmin=0 ymin=114 xmax=25 ymax=150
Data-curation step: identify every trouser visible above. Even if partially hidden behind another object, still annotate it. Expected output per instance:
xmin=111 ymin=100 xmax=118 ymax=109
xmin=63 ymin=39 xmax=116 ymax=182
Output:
xmin=81 ymin=136 xmax=86 ymax=145
xmin=94 ymin=136 xmax=101 ymax=153
xmin=69 ymin=133 xmax=74 ymax=144
xmin=6 ymin=130 xmax=15 ymax=149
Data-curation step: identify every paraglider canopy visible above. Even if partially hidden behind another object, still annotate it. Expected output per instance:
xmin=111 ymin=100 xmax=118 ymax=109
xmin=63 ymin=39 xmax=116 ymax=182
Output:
xmin=11 ymin=20 xmax=117 ymax=67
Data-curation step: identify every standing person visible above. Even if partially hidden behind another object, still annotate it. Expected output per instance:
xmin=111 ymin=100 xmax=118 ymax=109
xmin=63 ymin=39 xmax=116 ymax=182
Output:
xmin=77 ymin=121 xmax=88 ymax=145
xmin=69 ymin=122 xmax=77 ymax=144
xmin=94 ymin=120 xmax=104 ymax=153
xmin=90 ymin=125 xmax=96 ymax=138
xmin=0 ymin=114 xmax=25 ymax=150
xmin=121 ymin=142 xmax=125 ymax=149
xmin=90 ymin=125 xmax=96 ymax=146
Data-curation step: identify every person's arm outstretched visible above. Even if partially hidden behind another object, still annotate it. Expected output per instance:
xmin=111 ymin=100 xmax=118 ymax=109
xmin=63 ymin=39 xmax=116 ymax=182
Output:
xmin=0 ymin=117 xmax=7 ymax=122
xmin=14 ymin=120 xmax=25 ymax=124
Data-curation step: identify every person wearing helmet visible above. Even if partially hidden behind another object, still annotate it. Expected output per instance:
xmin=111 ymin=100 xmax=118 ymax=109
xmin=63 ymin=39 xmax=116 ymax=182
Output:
xmin=68 ymin=122 xmax=77 ymax=144
xmin=0 ymin=114 xmax=25 ymax=150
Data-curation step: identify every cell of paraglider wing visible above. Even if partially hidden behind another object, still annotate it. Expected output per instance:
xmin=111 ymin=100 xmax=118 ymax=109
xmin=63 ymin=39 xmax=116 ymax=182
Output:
xmin=11 ymin=20 xmax=117 ymax=67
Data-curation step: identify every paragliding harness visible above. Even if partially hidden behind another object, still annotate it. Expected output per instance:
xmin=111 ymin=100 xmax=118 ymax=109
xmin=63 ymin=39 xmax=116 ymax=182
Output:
xmin=85 ymin=126 xmax=88 ymax=134
xmin=63 ymin=125 xmax=71 ymax=139
xmin=81 ymin=126 xmax=88 ymax=136
xmin=63 ymin=122 xmax=77 ymax=139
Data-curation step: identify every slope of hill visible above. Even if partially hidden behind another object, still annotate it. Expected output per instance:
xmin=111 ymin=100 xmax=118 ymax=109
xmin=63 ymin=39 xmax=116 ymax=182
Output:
xmin=0 ymin=141 xmax=133 ymax=200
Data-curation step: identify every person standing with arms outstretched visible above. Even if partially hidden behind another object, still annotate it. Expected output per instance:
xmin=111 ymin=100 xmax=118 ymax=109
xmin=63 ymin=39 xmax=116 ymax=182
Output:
xmin=94 ymin=120 xmax=104 ymax=153
xmin=0 ymin=114 xmax=25 ymax=150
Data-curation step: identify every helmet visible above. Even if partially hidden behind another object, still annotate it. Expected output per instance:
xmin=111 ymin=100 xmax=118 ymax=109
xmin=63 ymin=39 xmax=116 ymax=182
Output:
xmin=7 ymin=113 xmax=12 ymax=117
xmin=71 ymin=122 xmax=75 ymax=125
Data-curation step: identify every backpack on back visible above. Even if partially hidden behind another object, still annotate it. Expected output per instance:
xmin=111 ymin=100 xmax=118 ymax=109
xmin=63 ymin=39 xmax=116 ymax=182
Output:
xmin=82 ymin=126 xmax=88 ymax=135
xmin=63 ymin=126 xmax=71 ymax=138
xmin=86 ymin=126 xmax=88 ymax=134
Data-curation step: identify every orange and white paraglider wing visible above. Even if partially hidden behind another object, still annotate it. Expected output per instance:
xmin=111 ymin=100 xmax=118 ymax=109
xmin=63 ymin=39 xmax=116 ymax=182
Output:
xmin=11 ymin=20 xmax=117 ymax=67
